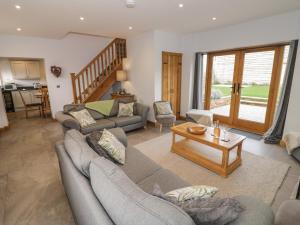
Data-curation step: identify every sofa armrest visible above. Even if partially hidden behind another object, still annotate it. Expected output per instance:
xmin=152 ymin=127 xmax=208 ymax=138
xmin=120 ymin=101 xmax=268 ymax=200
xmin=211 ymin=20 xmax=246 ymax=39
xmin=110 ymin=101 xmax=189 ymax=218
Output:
xmin=108 ymin=127 xmax=128 ymax=147
xmin=136 ymin=103 xmax=150 ymax=124
xmin=275 ymin=200 xmax=300 ymax=225
xmin=55 ymin=111 xmax=81 ymax=132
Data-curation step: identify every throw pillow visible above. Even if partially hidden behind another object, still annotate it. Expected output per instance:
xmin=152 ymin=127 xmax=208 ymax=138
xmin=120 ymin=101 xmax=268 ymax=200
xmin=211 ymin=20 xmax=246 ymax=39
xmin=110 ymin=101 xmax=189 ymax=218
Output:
xmin=166 ymin=185 xmax=218 ymax=202
xmin=69 ymin=109 xmax=96 ymax=127
xmin=98 ymin=129 xmax=126 ymax=164
xmin=117 ymin=102 xmax=134 ymax=117
xmin=86 ymin=131 xmax=114 ymax=161
xmin=156 ymin=102 xmax=173 ymax=115
xmin=153 ymin=184 xmax=244 ymax=225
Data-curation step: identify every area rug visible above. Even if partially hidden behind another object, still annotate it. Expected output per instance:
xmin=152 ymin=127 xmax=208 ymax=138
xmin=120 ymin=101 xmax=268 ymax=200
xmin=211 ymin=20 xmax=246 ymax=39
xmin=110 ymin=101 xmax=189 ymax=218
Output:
xmin=134 ymin=133 xmax=290 ymax=205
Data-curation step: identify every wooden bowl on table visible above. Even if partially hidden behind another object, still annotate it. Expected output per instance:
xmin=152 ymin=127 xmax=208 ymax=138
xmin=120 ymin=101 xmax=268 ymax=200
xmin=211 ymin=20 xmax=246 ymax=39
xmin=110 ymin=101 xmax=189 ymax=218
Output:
xmin=187 ymin=125 xmax=207 ymax=135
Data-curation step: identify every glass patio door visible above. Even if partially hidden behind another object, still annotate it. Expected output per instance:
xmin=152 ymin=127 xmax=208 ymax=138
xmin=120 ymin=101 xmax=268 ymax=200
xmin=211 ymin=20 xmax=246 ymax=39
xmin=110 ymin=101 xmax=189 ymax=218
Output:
xmin=204 ymin=52 xmax=240 ymax=124
xmin=233 ymin=47 xmax=282 ymax=133
xmin=205 ymin=45 xmax=286 ymax=133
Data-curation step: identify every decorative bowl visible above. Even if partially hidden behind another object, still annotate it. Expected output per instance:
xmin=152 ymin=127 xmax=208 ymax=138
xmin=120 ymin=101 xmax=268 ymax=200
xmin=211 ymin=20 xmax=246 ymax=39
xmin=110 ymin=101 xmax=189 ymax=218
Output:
xmin=187 ymin=126 xmax=207 ymax=135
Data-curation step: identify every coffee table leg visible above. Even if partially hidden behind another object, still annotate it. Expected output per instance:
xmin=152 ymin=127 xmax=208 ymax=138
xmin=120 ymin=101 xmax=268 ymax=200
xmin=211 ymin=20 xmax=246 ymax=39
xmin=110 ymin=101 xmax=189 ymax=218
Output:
xmin=222 ymin=150 xmax=229 ymax=177
xmin=237 ymin=142 xmax=243 ymax=162
xmin=171 ymin=132 xmax=175 ymax=152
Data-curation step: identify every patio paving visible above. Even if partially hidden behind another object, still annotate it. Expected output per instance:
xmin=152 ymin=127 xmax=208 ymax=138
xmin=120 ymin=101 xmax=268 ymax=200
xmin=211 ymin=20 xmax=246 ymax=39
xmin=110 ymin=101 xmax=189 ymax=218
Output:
xmin=211 ymin=104 xmax=267 ymax=123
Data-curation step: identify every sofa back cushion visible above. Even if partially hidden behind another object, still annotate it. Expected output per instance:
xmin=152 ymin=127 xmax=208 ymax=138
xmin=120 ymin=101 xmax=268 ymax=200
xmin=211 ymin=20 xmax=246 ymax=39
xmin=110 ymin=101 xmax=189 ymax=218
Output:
xmin=64 ymin=129 xmax=99 ymax=177
xmin=90 ymin=157 xmax=195 ymax=225
xmin=64 ymin=104 xmax=104 ymax=120
xmin=110 ymin=99 xmax=138 ymax=117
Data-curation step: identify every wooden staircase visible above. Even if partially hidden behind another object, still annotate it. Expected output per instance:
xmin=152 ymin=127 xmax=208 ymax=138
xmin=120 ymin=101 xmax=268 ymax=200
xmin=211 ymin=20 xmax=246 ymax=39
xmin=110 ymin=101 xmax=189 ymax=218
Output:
xmin=70 ymin=38 xmax=126 ymax=104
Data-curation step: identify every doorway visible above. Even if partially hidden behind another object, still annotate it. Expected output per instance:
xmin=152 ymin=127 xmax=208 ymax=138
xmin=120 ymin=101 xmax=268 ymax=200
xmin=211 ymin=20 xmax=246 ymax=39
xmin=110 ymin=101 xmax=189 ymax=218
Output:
xmin=162 ymin=51 xmax=182 ymax=119
xmin=204 ymin=44 xmax=289 ymax=133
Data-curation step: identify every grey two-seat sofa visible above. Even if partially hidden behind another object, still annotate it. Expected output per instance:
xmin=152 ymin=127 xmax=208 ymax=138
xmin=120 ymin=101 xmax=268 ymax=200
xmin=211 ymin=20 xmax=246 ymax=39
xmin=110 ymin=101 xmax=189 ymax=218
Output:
xmin=55 ymin=128 xmax=274 ymax=225
xmin=55 ymin=100 xmax=149 ymax=134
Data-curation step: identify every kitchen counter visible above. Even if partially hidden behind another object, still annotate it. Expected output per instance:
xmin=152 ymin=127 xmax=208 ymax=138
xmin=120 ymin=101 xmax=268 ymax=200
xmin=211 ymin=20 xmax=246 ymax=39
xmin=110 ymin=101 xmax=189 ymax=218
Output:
xmin=1 ymin=85 xmax=47 ymax=92
xmin=1 ymin=85 xmax=48 ymax=112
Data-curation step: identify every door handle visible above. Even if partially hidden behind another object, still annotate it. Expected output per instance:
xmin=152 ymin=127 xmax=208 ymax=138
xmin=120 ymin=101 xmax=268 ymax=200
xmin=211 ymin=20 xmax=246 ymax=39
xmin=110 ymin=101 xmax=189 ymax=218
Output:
xmin=237 ymin=84 xmax=243 ymax=95
xmin=231 ymin=83 xmax=236 ymax=94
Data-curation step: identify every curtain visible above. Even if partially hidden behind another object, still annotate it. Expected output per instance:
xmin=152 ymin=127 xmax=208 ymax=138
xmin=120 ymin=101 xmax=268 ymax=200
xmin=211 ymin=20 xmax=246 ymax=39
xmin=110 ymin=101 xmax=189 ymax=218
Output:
xmin=192 ymin=53 xmax=203 ymax=109
xmin=264 ymin=40 xmax=299 ymax=144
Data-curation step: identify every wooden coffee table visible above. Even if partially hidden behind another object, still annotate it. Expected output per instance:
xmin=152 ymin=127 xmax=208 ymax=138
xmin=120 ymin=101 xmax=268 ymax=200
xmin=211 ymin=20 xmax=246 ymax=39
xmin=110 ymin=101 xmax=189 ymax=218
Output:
xmin=171 ymin=122 xmax=246 ymax=177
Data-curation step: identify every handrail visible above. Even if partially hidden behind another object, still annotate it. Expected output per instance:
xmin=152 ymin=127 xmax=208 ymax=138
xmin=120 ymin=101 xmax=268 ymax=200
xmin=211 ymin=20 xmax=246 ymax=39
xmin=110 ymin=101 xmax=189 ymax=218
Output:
xmin=70 ymin=38 xmax=126 ymax=104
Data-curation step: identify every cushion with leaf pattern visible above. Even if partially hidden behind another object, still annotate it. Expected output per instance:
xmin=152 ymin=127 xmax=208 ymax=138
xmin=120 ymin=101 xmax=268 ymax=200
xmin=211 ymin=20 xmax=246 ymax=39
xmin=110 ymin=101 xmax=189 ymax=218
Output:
xmin=117 ymin=102 xmax=134 ymax=117
xmin=156 ymin=102 xmax=173 ymax=115
xmin=98 ymin=129 xmax=126 ymax=164
xmin=166 ymin=185 xmax=218 ymax=202
xmin=69 ymin=109 xmax=96 ymax=128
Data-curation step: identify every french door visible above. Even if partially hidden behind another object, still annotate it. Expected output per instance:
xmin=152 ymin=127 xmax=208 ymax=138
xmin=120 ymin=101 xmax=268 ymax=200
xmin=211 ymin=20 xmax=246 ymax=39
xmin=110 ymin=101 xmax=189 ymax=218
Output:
xmin=204 ymin=45 xmax=285 ymax=133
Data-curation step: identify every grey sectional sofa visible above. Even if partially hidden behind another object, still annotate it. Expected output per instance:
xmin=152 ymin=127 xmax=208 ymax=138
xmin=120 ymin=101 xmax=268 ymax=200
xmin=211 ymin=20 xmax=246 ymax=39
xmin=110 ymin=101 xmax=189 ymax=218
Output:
xmin=55 ymin=100 xmax=149 ymax=134
xmin=56 ymin=128 xmax=275 ymax=225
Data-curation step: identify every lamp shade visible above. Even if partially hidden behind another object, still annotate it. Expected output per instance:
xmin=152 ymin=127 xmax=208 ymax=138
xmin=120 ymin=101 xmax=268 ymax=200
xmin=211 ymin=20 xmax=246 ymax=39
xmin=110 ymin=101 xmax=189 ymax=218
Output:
xmin=122 ymin=58 xmax=130 ymax=70
xmin=116 ymin=70 xmax=127 ymax=81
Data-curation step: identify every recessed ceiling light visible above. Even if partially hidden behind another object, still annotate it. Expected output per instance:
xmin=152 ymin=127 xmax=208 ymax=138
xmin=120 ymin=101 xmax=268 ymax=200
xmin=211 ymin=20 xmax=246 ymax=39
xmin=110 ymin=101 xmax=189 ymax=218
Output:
xmin=212 ymin=17 xmax=217 ymax=21
xmin=129 ymin=26 xmax=133 ymax=30
xmin=80 ymin=17 xmax=85 ymax=21
xmin=16 ymin=27 xmax=22 ymax=31
xmin=15 ymin=5 xmax=21 ymax=10
xmin=179 ymin=3 xmax=184 ymax=8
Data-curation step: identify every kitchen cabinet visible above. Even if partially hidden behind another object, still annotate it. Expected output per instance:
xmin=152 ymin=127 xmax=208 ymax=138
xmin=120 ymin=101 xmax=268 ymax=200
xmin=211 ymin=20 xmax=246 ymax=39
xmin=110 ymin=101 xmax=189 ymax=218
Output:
xmin=10 ymin=61 xmax=41 ymax=80
xmin=10 ymin=62 xmax=27 ymax=79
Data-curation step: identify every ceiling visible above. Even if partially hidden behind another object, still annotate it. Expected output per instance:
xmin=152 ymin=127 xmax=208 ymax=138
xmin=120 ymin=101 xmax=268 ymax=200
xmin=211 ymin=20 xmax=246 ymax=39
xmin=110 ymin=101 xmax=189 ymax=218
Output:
xmin=0 ymin=0 xmax=300 ymax=39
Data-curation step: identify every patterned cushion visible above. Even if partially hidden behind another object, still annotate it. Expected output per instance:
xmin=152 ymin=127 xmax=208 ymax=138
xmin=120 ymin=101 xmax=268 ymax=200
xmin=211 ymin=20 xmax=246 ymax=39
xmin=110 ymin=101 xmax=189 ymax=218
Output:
xmin=156 ymin=102 xmax=173 ymax=115
xmin=118 ymin=102 xmax=134 ymax=117
xmin=98 ymin=129 xmax=126 ymax=164
xmin=86 ymin=131 xmax=115 ymax=161
xmin=166 ymin=185 xmax=218 ymax=202
xmin=69 ymin=109 xmax=96 ymax=127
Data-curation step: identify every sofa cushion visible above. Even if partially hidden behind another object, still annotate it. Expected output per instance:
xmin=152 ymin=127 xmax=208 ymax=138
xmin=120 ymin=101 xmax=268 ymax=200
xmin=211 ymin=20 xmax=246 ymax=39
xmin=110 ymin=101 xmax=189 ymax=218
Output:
xmin=138 ymin=169 xmax=189 ymax=194
xmin=155 ymin=102 xmax=173 ymax=115
xmin=63 ymin=104 xmax=104 ymax=120
xmin=90 ymin=157 xmax=195 ymax=225
xmin=110 ymin=99 xmax=138 ymax=117
xmin=118 ymin=102 xmax=134 ymax=117
xmin=64 ymin=129 xmax=99 ymax=177
xmin=120 ymin=146 xmax=161 ymax=183
xmin=86 ymin=131 xmax=113 ymax=160
xmin=229 ymin=196 xmax=274 ymax=225
xmin=274 ymin=200 xmax=300 ymax=225
xmin=86 ymin=128 xmax=128 ymax=162
xmin=109 ymin=116 xmax=142 ymax=127
xmin=156 ymin=114 xmax=176 ymax=124
xmin=292 ymin=147 xmax=300 ymax=162
xmin=98 ymin=129 xmax=126 ymax=165
xmin=81 ymin=119 xmax=116 ymax=134
xmin=69 ymin=109 xmax=96 ymax=128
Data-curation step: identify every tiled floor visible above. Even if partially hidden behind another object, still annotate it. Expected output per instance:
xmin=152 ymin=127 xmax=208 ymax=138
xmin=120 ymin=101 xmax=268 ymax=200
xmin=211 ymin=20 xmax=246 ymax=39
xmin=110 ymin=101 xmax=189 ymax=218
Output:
xmin=0 ymin=111 xmax=299 ymax=225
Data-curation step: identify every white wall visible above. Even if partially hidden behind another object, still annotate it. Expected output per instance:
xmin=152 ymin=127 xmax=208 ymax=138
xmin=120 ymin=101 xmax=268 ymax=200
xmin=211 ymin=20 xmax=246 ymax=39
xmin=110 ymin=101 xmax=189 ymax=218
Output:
xmin=180 ymin=10 xmax=300 ymax=133
xmin=0 ymin=33 xmax=112 ymax=117
xmin=0 ymin=91 xmax=9 ymax=128
xmin=125 ymin=31 xmax=156 ymax=120
xmin=126 ymin=30 xmax=182 ymax=121
xmin=153 ymin=31 xmax=182 ymax=101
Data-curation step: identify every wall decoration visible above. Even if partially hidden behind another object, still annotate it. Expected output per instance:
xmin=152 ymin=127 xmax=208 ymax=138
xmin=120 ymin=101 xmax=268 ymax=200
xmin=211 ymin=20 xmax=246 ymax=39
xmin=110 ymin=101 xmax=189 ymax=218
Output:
xmin=51 ymin=66 xmax=62 ymax=78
